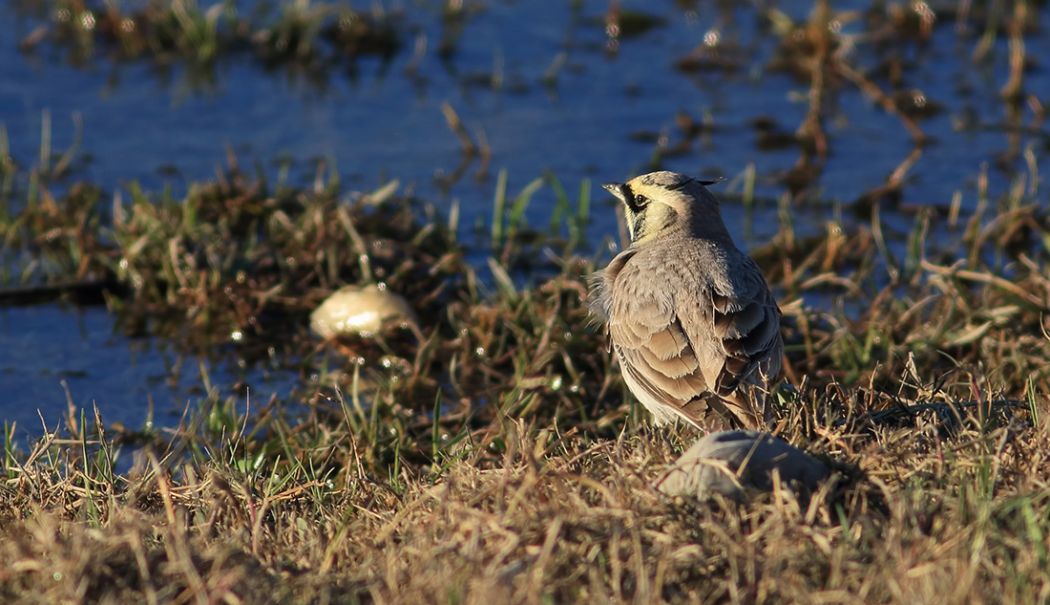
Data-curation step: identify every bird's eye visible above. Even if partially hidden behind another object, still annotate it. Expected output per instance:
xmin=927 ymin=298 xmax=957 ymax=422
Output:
xmin=627 ymin=194 xmax=650 ymax=214
xmin=621 ymin=185 xmax=649 ymax=213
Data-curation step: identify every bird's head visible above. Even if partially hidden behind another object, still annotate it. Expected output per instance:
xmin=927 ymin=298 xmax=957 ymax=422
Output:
xmin=602 ymin=171 xmax=723 ymax=245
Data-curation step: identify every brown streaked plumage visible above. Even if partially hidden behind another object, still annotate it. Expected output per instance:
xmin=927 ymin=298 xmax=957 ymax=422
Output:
xmin=590 ymin=171 xmax=783 ymax=430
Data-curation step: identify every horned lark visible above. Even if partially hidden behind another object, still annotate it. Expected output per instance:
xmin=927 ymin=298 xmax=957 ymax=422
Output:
xmin=590 ymin=171 xmax=783 ymax=430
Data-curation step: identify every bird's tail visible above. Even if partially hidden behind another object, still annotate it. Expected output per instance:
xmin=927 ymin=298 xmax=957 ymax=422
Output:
xmin=720 ymin=383 xmax=773 ymax=430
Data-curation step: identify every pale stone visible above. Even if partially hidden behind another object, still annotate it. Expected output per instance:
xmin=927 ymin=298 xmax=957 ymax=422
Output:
xmin=310 ymin=284 xmax=418 ymax=339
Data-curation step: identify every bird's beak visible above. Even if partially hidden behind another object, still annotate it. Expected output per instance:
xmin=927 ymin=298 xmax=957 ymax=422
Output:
xmin=602 ymin=182 xmax=626 ymax=202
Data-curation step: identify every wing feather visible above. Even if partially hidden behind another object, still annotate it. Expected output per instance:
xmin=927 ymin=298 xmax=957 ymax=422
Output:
xmin=605 ymin=258 xmax=712 ymax=427
xmin=710 ymin=260 xmax=783 ymax=397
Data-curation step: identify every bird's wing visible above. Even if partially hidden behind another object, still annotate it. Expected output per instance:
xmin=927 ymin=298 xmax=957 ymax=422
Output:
xmin=607 ymin=256 xmax=712 ymax=425
xmin=702 ymin=257 xmax=783 ymax=397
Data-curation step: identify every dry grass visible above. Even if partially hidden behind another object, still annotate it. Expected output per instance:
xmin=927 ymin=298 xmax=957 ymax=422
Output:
xmin=1 ymin=400 xmax=1049 ymax=604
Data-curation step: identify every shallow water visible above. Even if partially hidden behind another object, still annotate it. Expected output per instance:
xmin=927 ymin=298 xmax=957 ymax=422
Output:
xmin=0 ymin=304 xmax=297 ymax=435
xmin=1 ymin=0 xmax=1048 ymax=431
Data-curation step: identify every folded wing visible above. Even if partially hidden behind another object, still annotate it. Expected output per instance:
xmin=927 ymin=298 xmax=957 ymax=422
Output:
xmin=605 ymin=257 xmax=713 ymax=427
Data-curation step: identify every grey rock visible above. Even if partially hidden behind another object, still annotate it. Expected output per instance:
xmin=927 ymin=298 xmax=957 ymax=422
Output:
xmin=655 ymin=430 xmax=830 ymax=501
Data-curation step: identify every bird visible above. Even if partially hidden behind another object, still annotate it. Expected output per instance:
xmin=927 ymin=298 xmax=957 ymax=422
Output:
xmin=589 ymin=171 xmax=783 ymax=430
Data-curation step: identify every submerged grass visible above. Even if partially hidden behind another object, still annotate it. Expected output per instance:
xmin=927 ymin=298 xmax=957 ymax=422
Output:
xmin=0 ymin=135 xmax=1049 ymax=601
xmin=15 ymin=0 xmax=401 ymax=82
